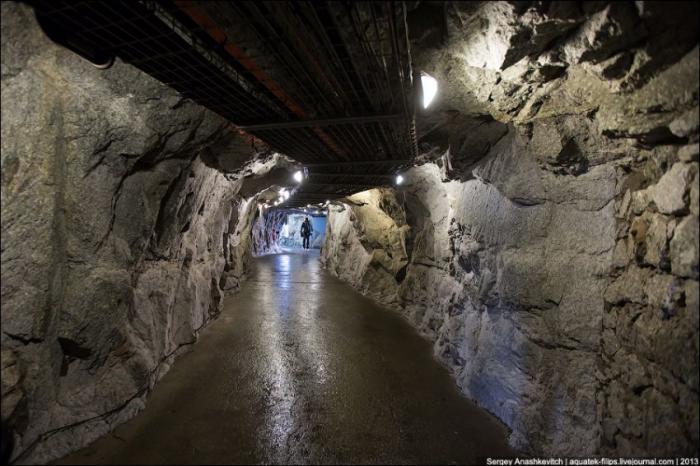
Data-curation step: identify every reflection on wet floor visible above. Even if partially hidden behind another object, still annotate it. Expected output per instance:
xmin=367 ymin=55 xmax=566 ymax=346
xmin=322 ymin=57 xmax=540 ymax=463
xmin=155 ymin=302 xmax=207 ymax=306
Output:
xmin=56 ymin=251 xmax=515 ymax=465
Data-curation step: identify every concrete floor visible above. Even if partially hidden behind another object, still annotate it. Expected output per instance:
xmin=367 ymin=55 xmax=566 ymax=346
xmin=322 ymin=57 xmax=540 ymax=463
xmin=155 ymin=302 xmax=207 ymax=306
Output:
xmin=56 ymin=251 xmax=515 ymax=465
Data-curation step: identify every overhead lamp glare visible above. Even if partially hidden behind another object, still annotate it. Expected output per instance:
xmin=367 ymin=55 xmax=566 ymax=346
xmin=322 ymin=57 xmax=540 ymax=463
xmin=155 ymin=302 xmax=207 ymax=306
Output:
xmin=293 ymin=170 xmax=304 ymax=183
xmin=395 ymin=174 xmax=404 ymax=185
xmin=421 ymin=73 xmax=438 ymax=108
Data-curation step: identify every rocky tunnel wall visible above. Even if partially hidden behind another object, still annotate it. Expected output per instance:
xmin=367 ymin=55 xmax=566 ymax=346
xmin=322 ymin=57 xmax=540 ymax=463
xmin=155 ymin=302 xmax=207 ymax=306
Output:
xmin=0 ymin=3 xmax=283 ymax=463
xmin=1 ymin=1 xmax=698 ymax=462
xmin=323 ymin=137 xmax=698 ymax=456
xmin=250 ymin=209 xmax=287 ymax=256
xmin=322 ymin=1 xmax=699 ymax=457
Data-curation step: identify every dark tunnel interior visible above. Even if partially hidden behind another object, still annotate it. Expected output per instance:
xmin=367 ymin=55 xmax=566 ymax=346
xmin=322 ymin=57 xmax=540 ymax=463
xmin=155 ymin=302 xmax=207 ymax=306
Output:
xmin=1 ymin=1 xmax=699 ymax=464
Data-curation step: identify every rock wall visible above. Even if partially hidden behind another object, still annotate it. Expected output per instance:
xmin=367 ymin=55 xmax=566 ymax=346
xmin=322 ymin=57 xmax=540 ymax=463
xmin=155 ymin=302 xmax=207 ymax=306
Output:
xmin=0 ymin=3 xmax=277 ymax=463
xmin=251 ymin=209 xmax=286 ymax=256
xmin=602 ymin=146 xmax=699 ymax=455
xmin=323 ymin=1 xmax=699 ymax=456
xmin=1 ymin=0 xmax=698 ymax=461
xmin=322 ymin=190 xmax=410 ymax=307
xmin=322 ymin=143 xmax=618 ymax=455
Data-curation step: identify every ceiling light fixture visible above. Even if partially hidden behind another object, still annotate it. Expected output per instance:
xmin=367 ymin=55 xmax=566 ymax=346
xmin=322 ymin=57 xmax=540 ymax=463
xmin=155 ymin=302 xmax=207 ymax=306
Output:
xmin=293 ymin=170 xmax=303 ymax=183
xmin=395 ymin=174 xmax=404 ymax=185
xmin=421 ymin=72 xmax=438 ymax=108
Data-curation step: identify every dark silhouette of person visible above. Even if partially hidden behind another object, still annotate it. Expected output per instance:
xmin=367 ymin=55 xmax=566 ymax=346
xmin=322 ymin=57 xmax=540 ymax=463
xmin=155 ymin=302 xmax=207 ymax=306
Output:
xmin=300 ymin=217 xmax=313 ymax=250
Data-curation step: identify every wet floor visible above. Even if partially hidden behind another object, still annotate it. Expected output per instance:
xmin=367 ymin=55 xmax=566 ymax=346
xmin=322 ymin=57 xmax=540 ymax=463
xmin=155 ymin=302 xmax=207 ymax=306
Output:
xmin=56 ymin=251 xmax=515 ymax=465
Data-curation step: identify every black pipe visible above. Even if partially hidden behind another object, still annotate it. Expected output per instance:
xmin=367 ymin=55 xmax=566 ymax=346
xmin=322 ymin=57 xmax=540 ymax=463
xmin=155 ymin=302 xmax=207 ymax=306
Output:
xmin=33 ymin=9 xmax=115 ymax=69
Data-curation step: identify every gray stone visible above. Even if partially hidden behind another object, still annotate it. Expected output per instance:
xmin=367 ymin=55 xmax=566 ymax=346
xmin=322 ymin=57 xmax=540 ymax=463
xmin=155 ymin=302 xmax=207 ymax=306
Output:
xmin=691 ymin=169 xmax=699 ymax=216
xmin=564 ymin=3 xmax=646 ymax=63
xmin=473 ymin=127 xmax=547 ymax=205
xmin=669 ymin=107 xmax=700 ymax=139
xmin=630 ymin=189 xmax=652 ymax=214
xmin=643 ymin=214 xmax=672 ymax=268
xmin=530 ymin=63 xmax=567 ymax=83
xmin=651 ymin=162 xmax=695 ymax=215
xmin=321 ymin=189 xmax=409 ymax=306
xmin=670 ymin=215 xmax=699 ymax=279
xmin=612 ymin=239 xmax=632 ymax=269
xmin=529 ymin=120 xmax=563 ymax=162
xmin=586 ymin=51 xmax=634 ymax=80
xmin=678 ymin=144 xmax=699 ymax=162
xmin=0 ymin=348 xmax=24 ymax=427
xmin=605 ymin=266 xmax=650 ymax=305
xmin=0 ymin=4 xmax=276 ymax=463
xmin=644 ymin=273 xmax=682 ymax=310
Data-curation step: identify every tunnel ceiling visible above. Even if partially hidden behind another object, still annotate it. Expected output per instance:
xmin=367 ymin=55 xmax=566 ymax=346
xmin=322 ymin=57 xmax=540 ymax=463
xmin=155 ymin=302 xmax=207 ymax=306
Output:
xmin=28 ymin=0 xmax=419 ymax=207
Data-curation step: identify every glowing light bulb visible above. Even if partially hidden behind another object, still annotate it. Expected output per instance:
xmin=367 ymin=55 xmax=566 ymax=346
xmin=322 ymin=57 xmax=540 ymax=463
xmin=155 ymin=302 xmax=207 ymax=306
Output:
xmin=421 ymin=73 xmax=438 ymax=108
xmin=293 ymin=170 xmax=303 ymax=183
xmin=395 ymin=174 xmax=404 ymax=185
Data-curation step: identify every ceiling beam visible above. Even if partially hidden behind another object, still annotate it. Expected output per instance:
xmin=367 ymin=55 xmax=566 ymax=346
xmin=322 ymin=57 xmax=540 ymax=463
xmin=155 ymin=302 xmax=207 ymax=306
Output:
xmin=289 ymin=199 xmax=338 ymax=202
xmin=236 ymin=114 xmax=404 ymax=131
xmin=291 ymin=191 xmax=347 ymax=197
xmin=301 ymin=181 xmax=385 ymax=188
xmin=283 ymin=204 xmax=328 ymax=208
xmin=308 ymin=172 xmax=394 ymax=180
xmin=174 ymin=1 xmax=347 ymax=159
xmin=302 ymin=159 xmax=410 ymax=168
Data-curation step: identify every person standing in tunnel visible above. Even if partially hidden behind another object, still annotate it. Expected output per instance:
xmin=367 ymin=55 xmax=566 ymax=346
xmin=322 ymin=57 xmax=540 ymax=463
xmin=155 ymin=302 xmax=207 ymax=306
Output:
xmin=300 ymin=216 xmax=313 ymax=250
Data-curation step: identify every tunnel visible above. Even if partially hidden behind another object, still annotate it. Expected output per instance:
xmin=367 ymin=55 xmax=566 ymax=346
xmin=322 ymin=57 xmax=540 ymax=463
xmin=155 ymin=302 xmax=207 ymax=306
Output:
xmin=1 ymin=1 xmax=699 ymax=464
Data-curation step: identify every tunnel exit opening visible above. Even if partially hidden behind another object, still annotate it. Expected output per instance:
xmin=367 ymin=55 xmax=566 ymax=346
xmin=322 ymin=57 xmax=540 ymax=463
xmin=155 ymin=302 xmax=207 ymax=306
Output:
xmin=279 ymin=212 xmax=327 ymax=251
xmin=251 ymin=207 xmax=327 ymax=256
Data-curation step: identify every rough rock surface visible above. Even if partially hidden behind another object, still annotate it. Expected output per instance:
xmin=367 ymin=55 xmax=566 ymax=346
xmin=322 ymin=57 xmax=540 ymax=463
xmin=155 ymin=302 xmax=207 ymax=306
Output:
xmin=604 ymin=154 xmax=699 ymax=456
xmin=0 ymin=3 xmax=281 ymax=463
xmin=322 ymin=190 xmax=410 ymax=306
xmin=323 ymin=0 xmax=699 ymax=456
xmin=251 ymin=209 xmax=287 ymax=256
xmin=1 ymin=0 xmax=698 ymax=462
xmin=323 ymin=152 xmax=618 ymax=456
